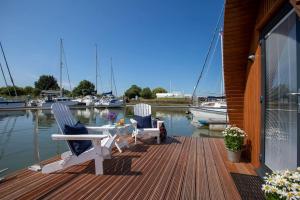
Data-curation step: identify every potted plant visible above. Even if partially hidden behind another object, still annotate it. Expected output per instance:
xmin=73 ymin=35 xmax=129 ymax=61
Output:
xmin=222 ymin=125 xmax=246 ymax=162
xmin=262 ymin=168 xmax=300 ymax=200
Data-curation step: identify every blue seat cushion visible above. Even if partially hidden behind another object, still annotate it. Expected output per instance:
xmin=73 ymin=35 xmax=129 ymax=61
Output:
xmin=64 ymin=121 xmax=92 ymax=156
xmin=134 ymin=115 xmax=152 ymax=128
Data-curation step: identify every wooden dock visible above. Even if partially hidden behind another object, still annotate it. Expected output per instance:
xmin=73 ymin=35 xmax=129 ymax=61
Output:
xmin=0 ymin=137 xmax=256 ymax=200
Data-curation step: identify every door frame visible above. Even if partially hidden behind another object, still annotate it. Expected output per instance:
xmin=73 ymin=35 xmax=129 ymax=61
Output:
xmin=258 ymin=3 xmax=300 ymax=176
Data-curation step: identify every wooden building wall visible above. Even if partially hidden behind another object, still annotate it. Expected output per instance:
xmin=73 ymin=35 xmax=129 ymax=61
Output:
xmin=224 ymin=0 xmax=300 ymax=168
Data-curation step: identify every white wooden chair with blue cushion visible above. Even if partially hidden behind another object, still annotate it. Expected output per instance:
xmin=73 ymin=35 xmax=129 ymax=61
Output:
xmin=130 ymin=103 xmax=164 ymax=144
xmin=41 ymin=103 xmax=116 ymax=175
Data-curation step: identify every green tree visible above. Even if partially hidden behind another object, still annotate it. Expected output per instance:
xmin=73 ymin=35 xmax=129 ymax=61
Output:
xmin=141 ymin=87 xmax=153 ymax=99
xmin=152 ymin=87 xmax=167 ymax=98
xmin=72 ymin=80 xmax=95 ymax=96
xmin=23 ymin=86 xmax=34 ymax=95
xmin=0 ymin=86 xmax=24 ymax=96
xmin=34 ymin=75 xmax=59 ymax=91
xmin=124 ymin=85 xmax=142 ymax=99
xmin=32 ymin=88 xmax=41 ymax=96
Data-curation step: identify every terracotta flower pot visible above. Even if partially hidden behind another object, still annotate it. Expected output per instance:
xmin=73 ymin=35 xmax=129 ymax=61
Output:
xmin=226 ymin=149 xmax=242 ymax=163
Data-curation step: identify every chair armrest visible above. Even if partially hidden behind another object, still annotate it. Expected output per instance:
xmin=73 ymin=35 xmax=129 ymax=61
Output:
xmin=157 ymin=120 xmax=164 ymax=128
xmin=130 ymin=118 xmax=137 ymax=126
xmin=51 ymin=134 xmax=108 ymax=141
xmin=130 ymin=118 xmax=137 ymax=124
xmin=86 ymin=126 xmax=108 ymax=131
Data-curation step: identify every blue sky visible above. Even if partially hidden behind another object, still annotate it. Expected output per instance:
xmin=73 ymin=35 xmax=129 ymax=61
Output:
xmin=0 ymin=0 xmax=224 ymax=96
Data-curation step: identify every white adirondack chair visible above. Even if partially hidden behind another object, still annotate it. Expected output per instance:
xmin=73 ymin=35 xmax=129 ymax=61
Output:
xmin=42 ymin=103 xmax=116 ymax=175
xmin=130 ymin=103 xmax=164 ymax=144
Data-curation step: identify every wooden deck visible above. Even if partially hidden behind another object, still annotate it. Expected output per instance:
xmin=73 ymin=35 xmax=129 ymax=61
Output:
xmin=0 ymin=136 xmax=256 ymax=200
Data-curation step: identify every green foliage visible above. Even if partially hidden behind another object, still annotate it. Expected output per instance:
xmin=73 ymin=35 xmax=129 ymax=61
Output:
xmin=152 ymin=87 xmax=167 ymax=98
xmin=72 ymin=80 xmax=95 ymax=96
xmin=32 ymin=88 xmax=41 ymax=96
xmin=0 ymin=86 xmax=25 ymax=96
xmin=124 ymin=85 xmax=142 ymax=99
xmin=265 ymin=193 xmax=280 ymax=200
xmin=223 ymin=126 xmax=246 ymax=152
xmin=23 ymin=86 xmax=34 ymax=95
xmin=224 ymin=135 xmax=244 ymax=152
xmin=34 ymin=75 xmax=59 ymax=90
xmin=140 ymin=87 xmax=153 ymax=99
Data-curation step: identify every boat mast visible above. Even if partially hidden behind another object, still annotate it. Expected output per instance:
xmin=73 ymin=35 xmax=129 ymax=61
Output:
xmin=110 ymin=58 xmax=117 ymax=97
xmin=191 ymin=6 xmax=224 ymax=101
xmin=95 ymin=44 xmax=98 ymax=94
xmin=110 ymin=57 xmax=113 ymax=93
xmin=220 ymin=30 xmax=224 ymax=97
xmin=0 ymin=42 xmax=17 ymax=96
xmin=60 ymin=39 xmax=63 ymax=97
xmin=0 ymin=61 xmax=11 ymax=95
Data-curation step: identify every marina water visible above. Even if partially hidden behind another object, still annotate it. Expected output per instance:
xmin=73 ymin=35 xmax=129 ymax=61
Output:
xmin=0 ymin=107 xmax=222 ymax=175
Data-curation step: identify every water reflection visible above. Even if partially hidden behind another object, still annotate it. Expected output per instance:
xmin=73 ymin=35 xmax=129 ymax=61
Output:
xmin=0 ymin=107 xmax=222 ymax=175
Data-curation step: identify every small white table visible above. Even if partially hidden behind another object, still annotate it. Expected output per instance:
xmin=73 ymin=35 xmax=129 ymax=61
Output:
xmin=99 ymin=124 xmax=131 ymax=153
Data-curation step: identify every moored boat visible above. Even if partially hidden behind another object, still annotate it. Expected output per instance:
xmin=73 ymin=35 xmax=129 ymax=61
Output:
xmin=0 ymin=97 xmax=26 ymax=109
xmin=189 ymin=101 xmax=228 ymax=125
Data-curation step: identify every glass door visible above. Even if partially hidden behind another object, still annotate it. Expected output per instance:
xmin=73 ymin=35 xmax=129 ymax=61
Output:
xmin=264 ymin=10 xmax=298 ymax=171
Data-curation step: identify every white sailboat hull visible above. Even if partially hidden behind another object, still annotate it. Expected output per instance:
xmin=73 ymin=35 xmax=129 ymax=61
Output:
xmin=189 ymin=106 xmax=228 ymax=124
xmin=0 ymin=101 xmax=25 ymax=109
xmin=38 ymin=100 xmax=78 ymax=109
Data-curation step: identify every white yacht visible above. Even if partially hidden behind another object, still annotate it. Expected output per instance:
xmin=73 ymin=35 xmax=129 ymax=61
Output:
xmin=81 ymin=95 xmax=97 ymax=106
xmin=0 ymin=97 xmax=26 ymax=109
xmin=95 ymin=92 xmax=123 ymax=107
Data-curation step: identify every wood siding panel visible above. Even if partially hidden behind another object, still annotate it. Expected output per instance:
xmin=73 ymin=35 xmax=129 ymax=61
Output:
xmin=223 ymin=0 xmax=298 ymax=167
xmin=243 ymin=46 xmax=262 ymax=168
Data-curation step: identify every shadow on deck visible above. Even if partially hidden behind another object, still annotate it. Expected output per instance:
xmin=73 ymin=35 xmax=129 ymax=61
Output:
xmin=0 ymin=136 xmax=256 ymax=200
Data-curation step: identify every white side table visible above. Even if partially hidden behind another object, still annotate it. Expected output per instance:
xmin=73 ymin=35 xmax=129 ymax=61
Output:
xmin=99 ymin=124 xmax=131 ymax=153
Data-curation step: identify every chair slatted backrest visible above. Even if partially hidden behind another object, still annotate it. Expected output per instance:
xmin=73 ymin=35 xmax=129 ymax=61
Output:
xmin=134 ymin=103 xmax=152 ymax=117
xmin=51 ymin=103 xmax=77 ymax=134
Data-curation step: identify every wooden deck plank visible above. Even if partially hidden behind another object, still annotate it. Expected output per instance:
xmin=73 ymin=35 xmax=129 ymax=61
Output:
xmin=203 ymin=138 xmax=226 ymax=200
xmin=83 ymin=138 xmax=174 ymax=200
xmin=209 ymin=139 xmax=241 ymax=200
xmin=144 ymin=137 xmax=186 ymax=200
xmin=163 ymin=137 xmax=192 ymax=200
xmin=0 ymin=137 xmax=251 ymax=200
xmin=116 ymin=137 xmax=183 ymax=200
xmin=195 ymin=138 xmax=210 ymax=200
xmin=180 ymin=137 xmax=197 ymax=199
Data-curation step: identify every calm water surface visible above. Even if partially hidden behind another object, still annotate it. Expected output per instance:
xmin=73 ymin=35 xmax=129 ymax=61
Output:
xmin=0 ymin=107 xmax=222 ymax=175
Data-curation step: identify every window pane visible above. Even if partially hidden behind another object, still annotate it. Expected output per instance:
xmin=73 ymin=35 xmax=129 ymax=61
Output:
xmin=264 ymin=11 xmax=297 ymax=170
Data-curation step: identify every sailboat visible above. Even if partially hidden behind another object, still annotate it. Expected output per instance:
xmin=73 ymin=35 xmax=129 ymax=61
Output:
xmin=0 ymin=42 xmax=26 ymax=109
xmin=95 ymin=58 xmax=123 ymax=108
xmin=38 ymin=39 xmax=78 ymax=108
xmin=189 ymin=11 xmax=228 ymax=126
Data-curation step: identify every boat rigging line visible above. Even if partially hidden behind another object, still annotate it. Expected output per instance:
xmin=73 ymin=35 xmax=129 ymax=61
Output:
xmin=191 ymin=5 xmax=224 ymax=99
xmin=0 ymin=61 xmax=11 ymax=96
xmin=95 ymin=44 xmax=98 ymax=94
xmin=110 ymin=57 xmax=118 ymax=97
xmin=0 ymin=42 xmax=18 ymax=96
xmin=62 ymin=41 xmax=72 ymax=92
xmin=60 ymin=39 xmax=72 ymax=93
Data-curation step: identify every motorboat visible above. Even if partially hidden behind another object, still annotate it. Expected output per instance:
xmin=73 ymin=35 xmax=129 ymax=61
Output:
xmin=0 ymin=97 xmax=26 ymax=109
xmin=81 ymin=95 xmax=97 ymax=106
xmin=95 ymin=92 xmax=123 ymax=108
